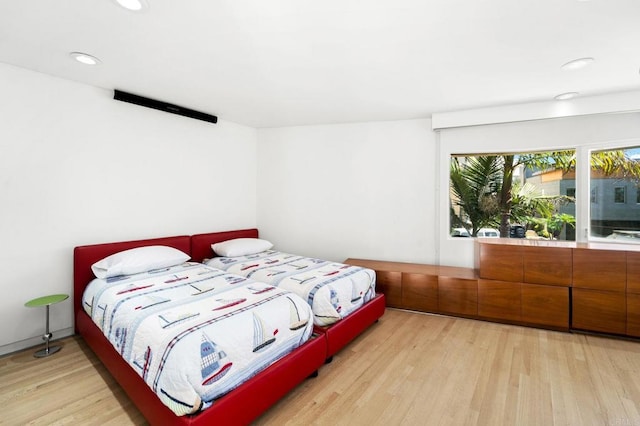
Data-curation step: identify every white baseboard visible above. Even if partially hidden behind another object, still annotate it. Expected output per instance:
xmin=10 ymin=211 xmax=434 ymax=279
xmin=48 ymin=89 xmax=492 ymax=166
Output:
xmin=0 ymin=327 xmax=75 ymax=357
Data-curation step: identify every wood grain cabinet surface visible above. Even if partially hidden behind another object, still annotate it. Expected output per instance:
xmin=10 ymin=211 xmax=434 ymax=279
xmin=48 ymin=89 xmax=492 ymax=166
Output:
xmin=478 ymin=279 xmax=521 ymax=322
xmin=572 ymin=288 xmax=627 ymax=335
xmin=627 ymin=294 xmax=640 ymax=337
xmin=521 ymin=284 xmax=569 ymax=329
xmin=628 ymin=251 xmax=640 ymax=294
xmin=628 ymin=252 xmax=640 ymax=336
xmin=401 ymin=273 xmax=438 ymax=312
xmin=347 ymin=242 xmax=639 ymax=337
xmin=374 ymin=270 xmax=402 ymax=308
xmin=522 ymin=246 xmax=572 ymax=286
xmin=438 ymin=276 xmax=478 ymax=317
xmin=343 ymin=258 xmax=477 ymax=316
xmin=572 ymin=249 xmax=626 ymax=291
xmin=478 ymin=244 xmax=523 ymax=282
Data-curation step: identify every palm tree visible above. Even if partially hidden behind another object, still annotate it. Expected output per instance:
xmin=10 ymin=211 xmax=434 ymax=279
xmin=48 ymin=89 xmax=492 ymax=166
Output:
xmin=450 ymin=156 xmax=503 ymax=236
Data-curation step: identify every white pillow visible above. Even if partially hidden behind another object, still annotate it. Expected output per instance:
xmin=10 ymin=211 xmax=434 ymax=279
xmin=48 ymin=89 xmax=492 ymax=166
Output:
xmin=212 ymin=238 xmax=273 ymax=257
xmin=91 ymin=245 xmax=190 ymax=279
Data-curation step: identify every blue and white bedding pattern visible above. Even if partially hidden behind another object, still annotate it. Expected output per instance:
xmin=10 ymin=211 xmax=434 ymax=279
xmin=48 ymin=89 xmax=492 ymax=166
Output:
xmin=206 ymin=251 xmax=376 ymax=327
xmin=82 ymin=262 xmax=313 ymax=416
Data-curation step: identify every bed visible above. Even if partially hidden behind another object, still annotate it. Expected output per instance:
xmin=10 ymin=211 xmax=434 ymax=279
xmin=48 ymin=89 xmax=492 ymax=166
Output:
xmin=74 ymin=235 xmax=327 ymax=425
xmin=191 ymin=229 xmax=386 ymax=358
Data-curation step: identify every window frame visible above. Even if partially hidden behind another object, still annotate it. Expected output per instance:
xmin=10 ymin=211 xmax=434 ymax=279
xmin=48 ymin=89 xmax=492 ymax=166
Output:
xmin=583 ymin=139 xmax=640 ymax=244
xmin=447 ymin=139 xmax=640 ymax=245
xmin=614 ymin=186 xmax=626 ymax=204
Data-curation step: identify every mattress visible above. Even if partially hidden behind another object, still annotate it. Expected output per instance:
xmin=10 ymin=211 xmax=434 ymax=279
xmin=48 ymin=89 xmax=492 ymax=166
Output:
xmin=206 ymin=251 xmax=376 ymax=326
xmin=82 ymin=262 xmax=313 ymax=416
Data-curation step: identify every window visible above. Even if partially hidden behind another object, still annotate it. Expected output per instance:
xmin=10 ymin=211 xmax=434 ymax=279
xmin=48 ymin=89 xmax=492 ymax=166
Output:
xmin=450 ymin=150 xmax=576 ymax=240
xmin=589 ymin=146 xmax=640 ymax=241
xmin=450 ymin=145 xmax=640 ymax=243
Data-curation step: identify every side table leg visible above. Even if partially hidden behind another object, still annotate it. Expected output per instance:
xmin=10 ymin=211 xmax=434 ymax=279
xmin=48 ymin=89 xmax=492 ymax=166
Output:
xmin=34 ymin=304 xmax=61 ymax=358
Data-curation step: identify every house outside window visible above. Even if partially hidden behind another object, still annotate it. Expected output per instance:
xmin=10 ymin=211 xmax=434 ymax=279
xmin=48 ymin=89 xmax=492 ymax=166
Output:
xmin=590 ymin=146 xmax=640 ymax=240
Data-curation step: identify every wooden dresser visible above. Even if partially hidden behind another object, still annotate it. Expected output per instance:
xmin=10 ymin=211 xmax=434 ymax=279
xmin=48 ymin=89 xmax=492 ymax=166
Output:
xmin=346 ymin=239 xmax=640 ymax=337
xmin=475 ymin=239 xmax=572 ymax=330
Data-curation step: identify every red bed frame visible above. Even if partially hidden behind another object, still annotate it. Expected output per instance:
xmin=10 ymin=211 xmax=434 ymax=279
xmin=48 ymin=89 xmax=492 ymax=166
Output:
xmin=190 ymin=229 xmax=386 ymax=358
xmin=74 ymin=235 xmax=326 ymax=425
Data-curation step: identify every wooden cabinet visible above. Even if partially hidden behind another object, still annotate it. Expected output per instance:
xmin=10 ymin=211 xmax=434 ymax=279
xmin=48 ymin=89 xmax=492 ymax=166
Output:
xmin=479 ymin=240 xmax=573 ymax=285
xmin=476 ymin=279 xmax=569 ymax=330
xmin=476 ymin=240 xmax=640 ymax=336
xmin=572 ymin=288 xmax=627 ymax=335
xmin=522 ymin=246 xmax=572 ymax=286
xmin=375 ymin=271 xmax=402 ymax=308
xmin=627 ymin=251 xmax=640 ymax=294
xmin=626 ymin=251 xmax=640 ymax=336
xmin=343 ymin=259 xmax=476 ymax=318
xmin=478 ymin=279 xmax=521 ymax=322
xmin=627 ymin=294 xmax=640 ymax=337
xmin=573 ymin=249 xmax=626 ymax=291
xmin=477 ymin=240 xmax=571 ymax=331
xmin=438 ymin=276 xmax=477 ymax=317
xmin=401 ymin=273 xmax=438 ymax=312
xmin=478 ymin=243 xmax=523 ymax=282
xmin=347 ymin=241 xmax=640 ymax=337
xmin=521 ymin=284 xmax=569 ymax=329
xmin=571 ymin=248 xmax=627 ymax=335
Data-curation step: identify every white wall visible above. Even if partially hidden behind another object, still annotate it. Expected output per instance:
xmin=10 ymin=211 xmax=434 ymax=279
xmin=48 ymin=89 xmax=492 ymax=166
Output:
xmin=5 ymin=62 xmax=640 ymax=356
xmin=0 ymin=63 xmax=257 ymax=355
xmin=438 ymin=112 xmax=640 ymax=268
xmin=257 ymin=119 xmax=437 ymax=264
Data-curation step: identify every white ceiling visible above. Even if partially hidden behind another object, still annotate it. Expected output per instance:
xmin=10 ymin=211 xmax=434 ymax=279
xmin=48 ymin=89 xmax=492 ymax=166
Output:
xmin=1 ymin=0 xmax=639 ymax=128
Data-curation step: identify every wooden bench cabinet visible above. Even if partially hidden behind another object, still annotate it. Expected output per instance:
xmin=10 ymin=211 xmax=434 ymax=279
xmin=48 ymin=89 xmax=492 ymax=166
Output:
xmin=374 ymin=270 xmax=402 ymax=308
xmin=343 ymin=259 xmax=476 ymax=317
xmin=521 ymin=283 xmax=569 ymax=329
xmin=476 ymin=239 xmax=571 ymax=330
xmin=476 ymin=279 xmax=569 ymax=330
xmin=401 ymin=272 xmax=438 ymax=312
xmin=347 ymin=240 xmax=640 ymax=337
xmin=477 ymin=279 xmax=521 ymax=322
xmin=437 ymin=276 xmax=478 ymax=318
xmin=572 ymin=247 xmax=627 ymax=335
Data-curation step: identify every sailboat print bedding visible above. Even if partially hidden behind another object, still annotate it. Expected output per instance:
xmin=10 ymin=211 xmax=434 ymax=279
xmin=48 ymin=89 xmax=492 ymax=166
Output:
xmin=205 ymin=251 xmax=376 ymax=327
xmin=82 ymin=262 xmax=313 ymax=416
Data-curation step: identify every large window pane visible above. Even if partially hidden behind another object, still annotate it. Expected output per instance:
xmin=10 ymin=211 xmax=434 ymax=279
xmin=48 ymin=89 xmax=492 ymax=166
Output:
xmin=450 ymin=150 xmax=576 ymax=240
xmin=590 ymin=146 xmax=640 ymax=241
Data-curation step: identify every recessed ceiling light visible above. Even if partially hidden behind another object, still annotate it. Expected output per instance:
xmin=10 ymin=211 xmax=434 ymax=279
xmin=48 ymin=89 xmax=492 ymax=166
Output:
xmin=561 ymin=57 xmax=594 ymax=71
xmin=113 ymin=0 xmax=148 ymax=11
xmin=70 ymin=52 xmax=101 ymax=65
xmin=554 ymin=92 xmax=579 ymax=101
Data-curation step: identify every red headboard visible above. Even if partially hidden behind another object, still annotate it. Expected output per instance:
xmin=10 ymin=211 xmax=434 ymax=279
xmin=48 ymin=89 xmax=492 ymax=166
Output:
xmin=73 ymin=235 xmax=191 ymax=331
xmin=190 ymin=228 xmax=259 ymax=263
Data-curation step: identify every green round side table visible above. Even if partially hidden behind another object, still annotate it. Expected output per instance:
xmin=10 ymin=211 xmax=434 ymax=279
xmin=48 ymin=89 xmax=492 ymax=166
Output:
xmin=25 ymin=294 xmax=69 ymax=358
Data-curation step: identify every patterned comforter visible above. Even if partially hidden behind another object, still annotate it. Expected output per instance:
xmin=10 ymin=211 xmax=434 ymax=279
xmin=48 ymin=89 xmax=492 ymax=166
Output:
xmin=206 ymin=251 xmax=376 ymax=326
xmin=82 ymin=262 xmax=313 ymax=416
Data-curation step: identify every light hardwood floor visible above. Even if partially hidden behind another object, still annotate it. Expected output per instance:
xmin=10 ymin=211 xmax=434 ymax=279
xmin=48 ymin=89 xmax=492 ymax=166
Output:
xmin=3 ymin=309 xmax=640 ymax=425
